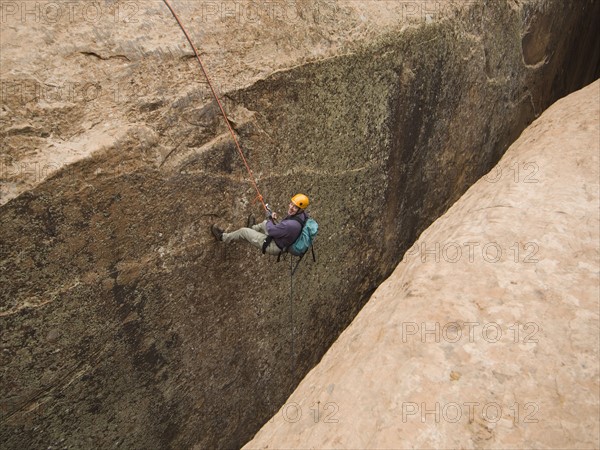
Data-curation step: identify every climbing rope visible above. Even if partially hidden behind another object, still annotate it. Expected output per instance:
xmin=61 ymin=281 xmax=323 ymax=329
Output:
xmin=164 ymin=0 xmax=301 ymax=381
xmin=162 ymin=0 xmax=268 ymax=212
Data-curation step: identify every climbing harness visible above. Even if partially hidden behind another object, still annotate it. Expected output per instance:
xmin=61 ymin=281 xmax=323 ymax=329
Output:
xmin=261 ymin=214 xmax=317 ymax=275
xmin=263 ymin=238 xmax=316 ymax=274
xmin=162 ymin=0 xmax=267 ymax=212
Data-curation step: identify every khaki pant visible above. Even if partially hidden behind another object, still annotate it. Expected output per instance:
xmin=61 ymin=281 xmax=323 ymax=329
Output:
xmin=222 ymin=220 xmax=281 ymax=255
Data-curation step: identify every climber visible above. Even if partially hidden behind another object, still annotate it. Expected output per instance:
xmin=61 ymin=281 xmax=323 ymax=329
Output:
xmin=211 ymin=194 xmax=310 ymax=256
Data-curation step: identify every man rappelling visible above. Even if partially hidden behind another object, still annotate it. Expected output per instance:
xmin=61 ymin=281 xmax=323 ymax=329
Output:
xmin=211 ymin=194 xmax=311 ymax=256
xmin=161 ymin=1 xmax=315 ymax=262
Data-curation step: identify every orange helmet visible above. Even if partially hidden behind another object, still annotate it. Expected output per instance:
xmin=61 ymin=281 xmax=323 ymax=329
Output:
xmin=291 ymin=193 xmax=309 ymax=209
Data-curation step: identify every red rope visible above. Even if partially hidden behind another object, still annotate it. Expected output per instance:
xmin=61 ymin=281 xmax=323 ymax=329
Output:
xmin=162 ymin=0 xmax=267 ymax=212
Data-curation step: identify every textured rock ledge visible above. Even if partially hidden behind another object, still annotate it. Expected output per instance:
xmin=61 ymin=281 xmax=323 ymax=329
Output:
xmin=244 ymin=79 xmax=600 ymax=449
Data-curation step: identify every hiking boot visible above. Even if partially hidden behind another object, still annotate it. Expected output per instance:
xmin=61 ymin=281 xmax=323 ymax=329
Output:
xmin=211 ymin=224 xmax=224 ymax=241
xmin=247 ymin=214 xmax=256 ymax=228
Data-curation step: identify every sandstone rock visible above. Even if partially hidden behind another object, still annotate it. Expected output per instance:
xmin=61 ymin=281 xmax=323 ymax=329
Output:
xmin=245 ymin=80 xmax=600 ymax=449
xmin=1 ymin=1 xmax=599 ymax=448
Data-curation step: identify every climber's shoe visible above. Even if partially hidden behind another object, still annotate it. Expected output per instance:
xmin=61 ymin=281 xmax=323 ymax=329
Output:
xmin=211 ymin=224 xmax=224 ymax=241
xmin=247 ymin=214 xmax=256 ymax=228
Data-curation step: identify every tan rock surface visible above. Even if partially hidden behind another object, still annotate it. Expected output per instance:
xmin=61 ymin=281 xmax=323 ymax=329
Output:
xmin=245 ymin=80 xmax=600 ymax=449
xmin=0 ymin=0 xmax=469 ymax=204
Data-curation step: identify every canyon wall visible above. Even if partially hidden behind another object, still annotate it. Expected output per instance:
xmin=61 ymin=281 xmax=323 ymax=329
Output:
xmin=245 ymin=79 xmax=600 ymax=450
xmin=1 ymin=1 xmax=599 ymax=448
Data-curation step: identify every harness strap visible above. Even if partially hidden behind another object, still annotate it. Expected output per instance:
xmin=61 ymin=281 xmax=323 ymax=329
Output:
xmin=262 ymin=235 xmax=286 ymax=262
xmin=262 ymin=235 xmax=273 ymax=255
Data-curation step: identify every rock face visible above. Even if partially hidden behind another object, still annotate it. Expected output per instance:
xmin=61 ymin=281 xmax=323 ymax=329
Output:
xmin=245 ymin=79 xmax=600 ymax=449
xmin=1 ymin=1 xmax=599 ymax=448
